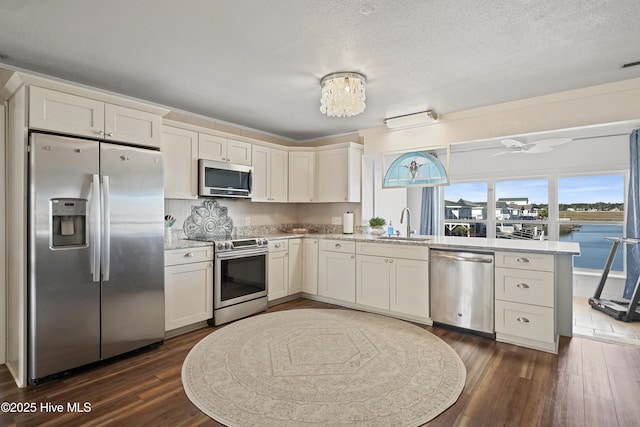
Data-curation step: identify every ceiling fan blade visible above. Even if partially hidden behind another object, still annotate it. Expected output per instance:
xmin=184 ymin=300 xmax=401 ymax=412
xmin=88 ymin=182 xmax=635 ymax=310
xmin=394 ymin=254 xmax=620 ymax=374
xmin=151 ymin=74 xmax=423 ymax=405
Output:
xmin=524 ymin=145 xmax=554 ymax=153
xmin=535 ymin=137 xmax=573 ymax=147
xmin=500 ymin=138 xmax=526 ymax=148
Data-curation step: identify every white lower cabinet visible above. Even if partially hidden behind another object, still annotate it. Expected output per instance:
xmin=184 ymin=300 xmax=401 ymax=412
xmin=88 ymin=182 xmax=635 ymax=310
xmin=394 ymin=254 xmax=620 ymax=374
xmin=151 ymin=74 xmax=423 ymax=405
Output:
xmin=356 ymin=255 xmax=390 ymax=310
xmin=494 ymin=251 xmax=558 ymax=353
xmin=164 ymin=246 xmax=214 ymax=332
xmin=288 ymin=239 xmax=303 ymax=294
xmin=268 ymin=238 xmax=305 ymax=301
xmin=268 ymin=240 xmax=289 ymax=301
xmin=302 ymin=238 xmax=319 ymax=294
xmin=389 ymin=257 xmax=430 ymax=318
xmin=318 ymin=240 xmax=356 ymax=303
xmin=355 ymin=243 xmax=429 ymax=319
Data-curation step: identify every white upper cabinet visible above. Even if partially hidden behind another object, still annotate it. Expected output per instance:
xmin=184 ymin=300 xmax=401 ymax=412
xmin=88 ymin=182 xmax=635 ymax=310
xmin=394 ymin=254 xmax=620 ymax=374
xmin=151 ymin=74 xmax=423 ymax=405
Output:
xmin=162 ymin=126 xmax=198 ymax=199
xmin=199 ymin=132 xmax=252 ymax=165
xmin=29 ymin=86 xmax=162 ymax=148
xmin=288 ymin=151 xmax=316 ymax=202
xmin=317 ymin=145 xmax=362 ymax=202
xmin=252 ymin=145 xmax=288 ymax=202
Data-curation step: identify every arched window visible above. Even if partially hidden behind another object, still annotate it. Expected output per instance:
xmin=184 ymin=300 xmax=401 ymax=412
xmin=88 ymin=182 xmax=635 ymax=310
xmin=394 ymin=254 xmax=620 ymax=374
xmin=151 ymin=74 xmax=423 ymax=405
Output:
xmin=383 ymin=151 xmax=448 ymax=188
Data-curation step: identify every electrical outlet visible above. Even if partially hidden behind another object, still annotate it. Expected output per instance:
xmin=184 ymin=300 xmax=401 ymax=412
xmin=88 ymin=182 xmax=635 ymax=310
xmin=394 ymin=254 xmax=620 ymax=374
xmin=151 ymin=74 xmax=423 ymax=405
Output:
xmin=245 ymin=217 xmax=251 ymax=226
xmin=332 ymin=216 xmax=342 ymax=225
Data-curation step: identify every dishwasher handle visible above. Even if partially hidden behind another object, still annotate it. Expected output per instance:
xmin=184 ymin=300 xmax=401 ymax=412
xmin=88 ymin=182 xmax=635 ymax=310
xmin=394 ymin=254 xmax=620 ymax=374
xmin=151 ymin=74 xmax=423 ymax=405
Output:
xmin=431 ymin=251 xmax=494 ymax=263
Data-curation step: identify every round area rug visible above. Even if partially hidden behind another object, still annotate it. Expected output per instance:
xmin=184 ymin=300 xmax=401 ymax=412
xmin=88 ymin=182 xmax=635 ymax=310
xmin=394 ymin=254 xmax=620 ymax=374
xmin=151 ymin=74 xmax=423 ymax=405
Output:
xmin=182 ymin=309 xmax=466 ymax=427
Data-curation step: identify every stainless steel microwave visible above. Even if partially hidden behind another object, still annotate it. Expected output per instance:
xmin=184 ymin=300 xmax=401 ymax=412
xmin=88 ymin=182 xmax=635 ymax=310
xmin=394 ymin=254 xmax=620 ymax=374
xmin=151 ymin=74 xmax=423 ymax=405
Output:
xmin=199 ymin=159 xmax=253 ymax=198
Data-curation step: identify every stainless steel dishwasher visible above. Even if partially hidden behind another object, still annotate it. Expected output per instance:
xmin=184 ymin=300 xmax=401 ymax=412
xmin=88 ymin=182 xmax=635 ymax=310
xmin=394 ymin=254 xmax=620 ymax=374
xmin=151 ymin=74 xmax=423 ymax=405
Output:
xmin=430 ymin=249 xmax=495 ymax=335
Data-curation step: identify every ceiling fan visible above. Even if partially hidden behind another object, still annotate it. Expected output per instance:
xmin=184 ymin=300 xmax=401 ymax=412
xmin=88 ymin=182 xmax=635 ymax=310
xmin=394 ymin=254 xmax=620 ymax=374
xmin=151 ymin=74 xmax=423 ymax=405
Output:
xmin=492 ymin=137 xmax=573 ymax=156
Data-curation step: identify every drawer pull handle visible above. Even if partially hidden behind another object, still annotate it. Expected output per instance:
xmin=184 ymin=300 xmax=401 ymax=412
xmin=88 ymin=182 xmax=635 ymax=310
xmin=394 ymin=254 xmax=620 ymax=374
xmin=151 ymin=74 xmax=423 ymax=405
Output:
xmin=517 ymin=258 xmax=530 ymax=263
xmin=275 ymin=243 xmax=281 ymax=248
xmin=184 ymin=252 xmax=194 ymax=257
xmin=516 ymin=283 xmax=530 ymax=289
xmin=335 ymin=243 xmax=342 ymax=248
xmin=516 ymin=317 xmax=530 ymax=323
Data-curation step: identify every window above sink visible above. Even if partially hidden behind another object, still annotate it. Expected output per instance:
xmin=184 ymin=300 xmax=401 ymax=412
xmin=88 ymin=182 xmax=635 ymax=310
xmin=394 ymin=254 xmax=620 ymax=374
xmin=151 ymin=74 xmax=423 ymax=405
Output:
xmin=382 ymin=148 xmax=449 ymax=188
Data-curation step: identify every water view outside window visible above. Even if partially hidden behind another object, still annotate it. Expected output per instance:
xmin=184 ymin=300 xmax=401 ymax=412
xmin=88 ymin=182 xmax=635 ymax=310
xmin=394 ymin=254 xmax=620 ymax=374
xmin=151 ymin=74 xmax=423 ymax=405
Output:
xmin=444 ymin=182 xmax=488 ymax=237
xmin=495 ymin=178 xmax=549 ymax=240
xmin=558 ymin=175 xmax=625 ymax=271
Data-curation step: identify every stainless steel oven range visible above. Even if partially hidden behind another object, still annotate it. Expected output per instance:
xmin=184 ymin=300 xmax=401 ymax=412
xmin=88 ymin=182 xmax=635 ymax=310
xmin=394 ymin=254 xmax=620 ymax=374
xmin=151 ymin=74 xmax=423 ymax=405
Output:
xmin=210 ymin=237 xmax=269 ymax=326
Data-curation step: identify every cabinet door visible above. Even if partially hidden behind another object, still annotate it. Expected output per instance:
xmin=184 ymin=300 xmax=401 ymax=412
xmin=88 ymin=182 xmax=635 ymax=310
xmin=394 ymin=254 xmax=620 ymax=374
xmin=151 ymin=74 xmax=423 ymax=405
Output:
xmin=251 ymin=145 xmax=270 ymax=201
xmin=162 ymin=126 xmax=199 ymax=199
xmin=356 ymin=255 xmax=390 ymax=310
xmin=317 ymin=148 xmax=348 ymax=202
xmin=29 ymin=86 xmax=105 ymax=139
xmin=227 ymin=139 xmax=252 ymax=165
xmin=269 ymin=148 xmax=288 ymax=202
xmin=268 ymin=250 xmax=289 ymax=301
xmin=198 ymin=133 xmax=227 ymax=162
xmin=104 ymin=104 xmax=162 ymax=148
xmin=288 ymin=151 xmax=316 ymax=202
xmin=288 ymin=239 xmax=303 ymax=294
xmin=302 ymin=239 xmax=319 ymax=294
xmin=390 ymin=258 xmax=430 ymax=318
xmin=319 ymin=251 xmax=355 ymax=302
xmin=164 ymin=261 xmax=213 ymax=331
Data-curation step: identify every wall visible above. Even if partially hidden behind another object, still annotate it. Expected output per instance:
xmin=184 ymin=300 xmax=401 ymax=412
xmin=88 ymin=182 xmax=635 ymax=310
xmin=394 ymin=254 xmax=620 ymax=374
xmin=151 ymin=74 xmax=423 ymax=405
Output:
xmin=0 ymin=104 xmax=5 ymax=364
xmin=360 ymin=77 xmax=640 ymax=155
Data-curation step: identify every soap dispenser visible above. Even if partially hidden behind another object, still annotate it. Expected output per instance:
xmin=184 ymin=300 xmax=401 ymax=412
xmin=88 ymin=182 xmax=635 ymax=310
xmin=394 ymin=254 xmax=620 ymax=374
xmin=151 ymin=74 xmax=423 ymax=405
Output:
xmin=387 ymin=221 xmax=394 ymax=236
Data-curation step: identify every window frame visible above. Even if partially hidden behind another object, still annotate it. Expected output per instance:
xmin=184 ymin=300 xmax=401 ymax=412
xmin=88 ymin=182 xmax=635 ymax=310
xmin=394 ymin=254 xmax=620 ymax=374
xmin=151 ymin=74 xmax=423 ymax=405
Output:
xmin=439 ymin=171 xmax=628 ymax=275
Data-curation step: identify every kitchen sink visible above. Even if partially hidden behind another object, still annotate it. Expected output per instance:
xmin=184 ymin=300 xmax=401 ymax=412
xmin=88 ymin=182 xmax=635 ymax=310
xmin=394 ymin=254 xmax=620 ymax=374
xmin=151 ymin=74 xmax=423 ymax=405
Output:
xmin=376 ymin=236 xmax=432 ymax=242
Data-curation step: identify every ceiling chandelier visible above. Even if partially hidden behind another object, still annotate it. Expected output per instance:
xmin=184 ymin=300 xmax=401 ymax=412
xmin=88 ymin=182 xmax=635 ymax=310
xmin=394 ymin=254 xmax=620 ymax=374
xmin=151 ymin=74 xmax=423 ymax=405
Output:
xmin=319 ymin=72 xmax=366 ymax=117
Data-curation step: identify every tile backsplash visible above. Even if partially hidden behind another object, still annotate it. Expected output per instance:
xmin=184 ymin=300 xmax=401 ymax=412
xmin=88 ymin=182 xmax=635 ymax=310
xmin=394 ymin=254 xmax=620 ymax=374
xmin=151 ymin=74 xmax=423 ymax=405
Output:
xmin=164 ymin=198 xmax=363 ymax=236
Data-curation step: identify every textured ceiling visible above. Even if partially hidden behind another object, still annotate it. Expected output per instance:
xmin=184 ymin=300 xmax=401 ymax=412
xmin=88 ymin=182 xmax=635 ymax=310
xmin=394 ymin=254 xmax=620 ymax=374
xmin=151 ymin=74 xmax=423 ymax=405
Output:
xmin=0 ymin=0 xmax=639 ymax=142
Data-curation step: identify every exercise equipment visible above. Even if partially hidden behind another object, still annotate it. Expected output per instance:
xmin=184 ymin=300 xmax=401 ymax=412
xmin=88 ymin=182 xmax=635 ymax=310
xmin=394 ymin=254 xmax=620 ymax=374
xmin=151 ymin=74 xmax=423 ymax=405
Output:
xmin=589 ymin=237 xmax=640 ymax=322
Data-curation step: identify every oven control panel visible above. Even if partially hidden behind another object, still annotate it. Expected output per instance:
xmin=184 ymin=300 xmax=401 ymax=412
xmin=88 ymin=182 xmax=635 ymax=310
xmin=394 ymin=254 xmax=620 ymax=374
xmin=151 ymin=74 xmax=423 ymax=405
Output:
xmin=215 ymin=238 xmax=268 ymax=252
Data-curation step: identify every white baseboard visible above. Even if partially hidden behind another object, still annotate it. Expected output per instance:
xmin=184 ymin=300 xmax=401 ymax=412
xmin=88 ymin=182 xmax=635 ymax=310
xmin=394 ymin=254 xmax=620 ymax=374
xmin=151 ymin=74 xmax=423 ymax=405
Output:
xmin=573 ymin=270 xmax=626 ymax=300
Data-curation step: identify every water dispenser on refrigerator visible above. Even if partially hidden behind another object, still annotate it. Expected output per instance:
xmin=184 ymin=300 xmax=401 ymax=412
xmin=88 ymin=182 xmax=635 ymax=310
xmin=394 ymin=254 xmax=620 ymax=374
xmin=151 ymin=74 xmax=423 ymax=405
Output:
xmin=50 ymin=198 xmax=87 ymax=248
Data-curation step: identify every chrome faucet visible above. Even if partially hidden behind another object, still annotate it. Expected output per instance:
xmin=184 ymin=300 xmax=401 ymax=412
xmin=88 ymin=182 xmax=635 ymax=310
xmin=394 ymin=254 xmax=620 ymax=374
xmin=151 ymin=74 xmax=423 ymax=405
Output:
xmin=400 ymin=207 xmax=415 ymax=237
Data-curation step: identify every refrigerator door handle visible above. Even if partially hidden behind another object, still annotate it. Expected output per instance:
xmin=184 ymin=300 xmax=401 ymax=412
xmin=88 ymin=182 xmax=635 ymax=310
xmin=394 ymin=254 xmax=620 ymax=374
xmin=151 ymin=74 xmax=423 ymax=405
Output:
xmin=102 ymin=175 xmax=111 ymax=282
xmin=91 ymin=174 xmax=101 ymax=282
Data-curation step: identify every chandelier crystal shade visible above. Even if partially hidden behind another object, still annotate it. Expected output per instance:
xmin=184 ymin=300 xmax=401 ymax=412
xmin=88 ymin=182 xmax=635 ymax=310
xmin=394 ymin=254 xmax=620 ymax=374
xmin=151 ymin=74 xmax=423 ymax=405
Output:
xmin=319 ymin=72 xmax=366 ymax=117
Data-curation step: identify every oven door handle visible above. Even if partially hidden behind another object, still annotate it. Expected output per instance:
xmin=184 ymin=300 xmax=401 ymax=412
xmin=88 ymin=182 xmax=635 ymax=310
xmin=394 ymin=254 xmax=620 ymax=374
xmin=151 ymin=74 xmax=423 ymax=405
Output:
xmin=216 ymin=249 xmax=268 ymax=260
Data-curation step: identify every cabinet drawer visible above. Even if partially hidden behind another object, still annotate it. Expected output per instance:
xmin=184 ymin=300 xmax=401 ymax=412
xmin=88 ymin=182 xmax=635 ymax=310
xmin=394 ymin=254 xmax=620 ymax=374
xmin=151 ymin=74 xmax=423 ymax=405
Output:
xmin=495 ymin=300 xmax=555 ymax=343
xmin=320 ymin=239 xmax=356 ymax=253
xmin=269 ymin=239 xmax=289 ymax=252
xmin=495 ymin=268 xmax=554 ymax=307
xmin=356 ymin=242 xmax=429 ymax=260
xmin=164 ymin=246 xmax=213 ymax=266
xmin=495 ymin=251 xmax=554 ymax=272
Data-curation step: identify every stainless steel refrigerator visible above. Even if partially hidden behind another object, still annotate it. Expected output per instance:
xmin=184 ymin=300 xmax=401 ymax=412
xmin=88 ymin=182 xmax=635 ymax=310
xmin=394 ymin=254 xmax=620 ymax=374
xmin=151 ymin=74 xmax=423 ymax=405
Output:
xmin=28 ymin=132 xmax=165 ymax=384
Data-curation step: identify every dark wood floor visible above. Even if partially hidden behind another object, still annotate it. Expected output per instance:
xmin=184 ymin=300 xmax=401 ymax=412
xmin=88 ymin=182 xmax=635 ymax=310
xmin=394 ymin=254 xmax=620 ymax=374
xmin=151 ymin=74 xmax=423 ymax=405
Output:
xmin=1 ymin=298 xmax=639 ymax=427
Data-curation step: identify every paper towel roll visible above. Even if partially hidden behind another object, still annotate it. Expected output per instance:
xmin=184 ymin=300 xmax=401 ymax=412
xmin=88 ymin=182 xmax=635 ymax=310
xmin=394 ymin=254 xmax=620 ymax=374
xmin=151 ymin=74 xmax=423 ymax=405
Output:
xmin=343 ymin=212 xmax=354 ymax=234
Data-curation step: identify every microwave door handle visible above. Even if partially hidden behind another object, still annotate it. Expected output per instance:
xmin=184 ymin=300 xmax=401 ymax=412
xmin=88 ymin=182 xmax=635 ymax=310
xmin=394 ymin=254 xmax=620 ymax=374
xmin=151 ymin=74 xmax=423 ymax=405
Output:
xmin=102 ymin=175 xmax=111 ymax=282
xmin=91 ymin=174 xmax=101 ymax=282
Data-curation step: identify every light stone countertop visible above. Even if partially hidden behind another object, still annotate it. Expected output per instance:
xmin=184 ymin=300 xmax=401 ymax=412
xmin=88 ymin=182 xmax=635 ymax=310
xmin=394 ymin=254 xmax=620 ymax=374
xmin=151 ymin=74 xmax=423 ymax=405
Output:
xmin=165 ymin=232 xmax=580 ymax=255
xmin=264 ymin=233 xmax=581 ymax=255
xmin=164 ymin=237 xmax=213 ymax=251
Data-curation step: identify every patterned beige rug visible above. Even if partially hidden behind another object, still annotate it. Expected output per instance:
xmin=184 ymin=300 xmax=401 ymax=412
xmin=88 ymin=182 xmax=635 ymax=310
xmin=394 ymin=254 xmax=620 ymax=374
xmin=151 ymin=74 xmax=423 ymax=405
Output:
xmin=182 ymin=309 xmax=466 ymax=426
